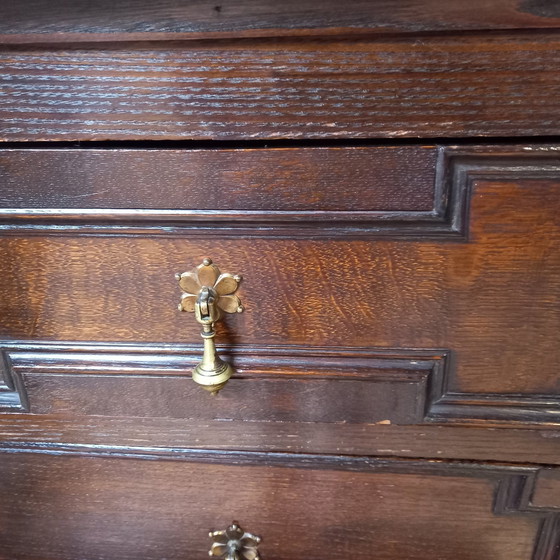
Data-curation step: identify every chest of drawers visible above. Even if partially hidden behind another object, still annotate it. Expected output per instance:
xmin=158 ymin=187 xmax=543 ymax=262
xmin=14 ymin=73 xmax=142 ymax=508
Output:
xmin=1 ymin=2 xmax=560 ymax=559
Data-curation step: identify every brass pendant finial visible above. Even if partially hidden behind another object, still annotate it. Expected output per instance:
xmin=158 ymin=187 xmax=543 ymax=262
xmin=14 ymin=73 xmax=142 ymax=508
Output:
xmin=176 ymin=258 xmax=243 ymax=394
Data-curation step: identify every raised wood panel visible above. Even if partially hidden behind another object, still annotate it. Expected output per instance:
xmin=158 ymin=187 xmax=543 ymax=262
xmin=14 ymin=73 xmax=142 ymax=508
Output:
xmin=1 ymin=145 xmax=558 ymax=238
xmin=0 ymin=145 xmax=452 ymax=238
xmin=1 ymin=146 xmax=558 ymax=406
xmin=3 ymin=341 xmax=560 ymax=426
xmin=0 ymin=147 xmax=437 ymax=211
xmin=0 ymin=451 xmax=553 ymax=560
xmin=1 ymin=0 xmax=559 ymax=42
xmin=1 ymin=34 xmax=559 ymax=141
xmin=1 ymin=343 xmax=440 ymax=424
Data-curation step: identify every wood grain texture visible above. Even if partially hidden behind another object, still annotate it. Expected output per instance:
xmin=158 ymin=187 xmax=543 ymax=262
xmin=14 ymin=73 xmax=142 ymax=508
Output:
xmin=4 ymin=340 xmax=560 ymax=427
xmin=1 ymin=146 xmax=558 ymax=404
xmin=0 ymin=451 xmax=547 ymax=560
xmin=1 ymin=34 xmax=559 ymax=141
xmin=0 ymin=144 xmax=454 ymax=238
xmin=2 ymin=414 xmax=560 ymax=465
xmin=0 ymin=0 xmax=559 ymax=43
xmin=1 ymin=342 xmax=440 ymax=424
xmin=0 ymin=147 xmax=437 ymax=212
xmin=532 ymin=470 xmax=560 ymax=510
xmin=0 ymin=144 xmax=557 ymax=240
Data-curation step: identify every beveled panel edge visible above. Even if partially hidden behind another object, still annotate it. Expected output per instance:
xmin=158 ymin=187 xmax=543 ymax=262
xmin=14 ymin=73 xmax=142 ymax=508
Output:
xmin=1 ymin=144 xmax=559 ymax=238
xmin=442 ymin=145 xmax=560 ymax=241
xmin=0 ymin=349 xmax=28 ymax=412
xmin=495 ymin=472 xmax=560 ymax=560
xmin=426 ymin=344 xmax=560 ymax=428
xmin=427 ymin=394 xmax=560 ymax=427
xmin=0 ymin=441 xmax=558 ymax=512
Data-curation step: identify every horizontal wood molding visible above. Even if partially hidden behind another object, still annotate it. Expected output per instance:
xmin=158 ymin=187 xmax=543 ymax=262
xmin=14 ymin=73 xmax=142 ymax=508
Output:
xmin=0 ymin=444 xmax=558 ymax=559
xmin=3 ymin=340 xmax=560 ymax=427
xmin=1 ymin=144 xmax=559 ymax=238
xmin=1 ymin=414 xmax=560 ymax=465
xmin=1 ymin=0 xmax=560 ymax=43
xmin=1 ymin=35 xmax=559 ymax=141
xmin=0 ymin=444 xmax=558 ymax=513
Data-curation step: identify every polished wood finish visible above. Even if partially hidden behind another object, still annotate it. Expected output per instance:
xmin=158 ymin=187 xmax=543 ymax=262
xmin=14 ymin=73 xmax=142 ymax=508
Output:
xmin=0 ymin=451 xmax=553 ymax=560
xmin=0 ymin=146 xmax=437 ymax=211
xmin=1 ymin=342 xmax=438 ymax=424
xmin=1 ymin=34 xmax=559 ymax=141
xmin=0 ymin=146 xmax=448 ymax=237
xmin=1 ymin=148 xmax=558 ymax=413
xmin=1 ymin=5 xmax=560 ymax=559
xmin=3 ymin=414 xmax=560 ymax=465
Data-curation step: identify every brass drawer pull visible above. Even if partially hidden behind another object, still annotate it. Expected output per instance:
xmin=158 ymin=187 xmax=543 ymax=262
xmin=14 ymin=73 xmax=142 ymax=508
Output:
xmin=209 ymin=521 xmax=262 ymax=560
xmin=176 ymin=258 xmax=243 ymax=394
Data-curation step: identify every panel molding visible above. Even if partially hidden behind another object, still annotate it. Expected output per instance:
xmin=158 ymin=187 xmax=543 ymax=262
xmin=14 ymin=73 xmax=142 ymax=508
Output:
xmin=442 ymin=145 xmax=560 ymax=241
xmin=2 ymin=340 xmax=560 ymax=426
xmin=495 ymin=472 xmax=560 ymax=560
xmin=0 ymin=145 xmax=451 ymax=238
xmin=0 ymin=349 xmax=27 ymax=412
xmin=1 ymin=145 xmax=559 ymax=238
xmin=0 ymin=441 xmax=557 ymax=559
xmin=0 ymin=340 xmax=444 ymax=424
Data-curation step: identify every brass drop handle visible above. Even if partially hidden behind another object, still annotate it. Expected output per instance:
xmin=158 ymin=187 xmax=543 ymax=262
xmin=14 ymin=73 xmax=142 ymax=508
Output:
xmin=176 ymin=258 xmax=243 ymax=394
xmin=209 ymin=521 xmax=262 ymax=560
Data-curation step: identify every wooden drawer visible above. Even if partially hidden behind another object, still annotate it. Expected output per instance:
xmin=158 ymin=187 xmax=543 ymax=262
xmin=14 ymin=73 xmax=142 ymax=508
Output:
xmin=2 ymin=6 xmax=560 ymax=559
xmin=0 ymin=143 xmax=559 ymax=433
xmin=0 ymin=450 xmax=557 ymax=560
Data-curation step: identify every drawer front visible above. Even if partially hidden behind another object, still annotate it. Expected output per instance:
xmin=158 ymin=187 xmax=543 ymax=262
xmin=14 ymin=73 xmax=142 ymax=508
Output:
xmin=0 ymin=450 xmax=556 ymax=560
xmin=0 ymin=144 xmax=559 ymax=433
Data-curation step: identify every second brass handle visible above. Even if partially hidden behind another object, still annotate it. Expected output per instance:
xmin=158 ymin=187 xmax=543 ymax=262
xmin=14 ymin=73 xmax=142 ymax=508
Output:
xmin=176 ymin=258 xmax=243 ymax=394
xmin=209 ymin=521 xmax=262 ymax=560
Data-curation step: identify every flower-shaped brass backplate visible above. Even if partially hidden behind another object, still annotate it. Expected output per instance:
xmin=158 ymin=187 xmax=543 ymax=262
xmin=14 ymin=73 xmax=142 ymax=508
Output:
xmin=176 ymin=257 xmax=243 ymax=315
xmin=209 ymin=521 xmax=262 ymax=560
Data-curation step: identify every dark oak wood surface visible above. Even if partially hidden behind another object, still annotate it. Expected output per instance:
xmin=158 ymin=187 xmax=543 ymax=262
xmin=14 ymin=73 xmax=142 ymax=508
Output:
xmin=0 ymin=146 xmax=437 ymax=212
xmin=1 ymin=151 xmax=558 ymax=405
xmin=1 ymin=0 xmax=559 ymax=43
xmin=2 ymin=414 xmax=560 ymax=465
xmin=2 ymin=343 xmax=436 ymax=424
xmin=0 ymin=451 xmax=551 ymax=560
xmin=1 ymin=5 xmax=560 ymax=558
xmin=1 ymin=34 xmax=559 ymax=141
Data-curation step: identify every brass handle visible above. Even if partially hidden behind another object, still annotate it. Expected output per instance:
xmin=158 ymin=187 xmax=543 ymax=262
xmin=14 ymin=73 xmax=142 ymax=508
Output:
xmin=209 ymin=521 xmax=262 ymax=560
xmin=176 ymin=258 xmax=243 ymax=394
